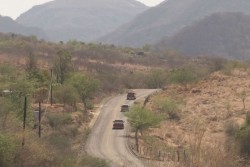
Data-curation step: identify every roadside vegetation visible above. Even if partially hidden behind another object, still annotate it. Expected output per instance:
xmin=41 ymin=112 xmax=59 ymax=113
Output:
xmin=129 ymin=61 xmax=250 ymax=167
xmin=0 ymin=33 xmax=250 ymax=166
xmin=0 ymin=51 xmax=105 ymax=166
xmin=125 ymin=105 xmax=162 ymax=152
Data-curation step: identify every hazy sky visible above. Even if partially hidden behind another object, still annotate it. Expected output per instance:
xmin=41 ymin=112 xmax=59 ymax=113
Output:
xmin=0 ymin=0 xmax=165 ymax=20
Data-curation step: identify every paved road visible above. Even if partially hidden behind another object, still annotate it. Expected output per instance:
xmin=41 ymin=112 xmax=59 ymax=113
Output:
xmin=86 ymin=89 xmax=158 ymax=167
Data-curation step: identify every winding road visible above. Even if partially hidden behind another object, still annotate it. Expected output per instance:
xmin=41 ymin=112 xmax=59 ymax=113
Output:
xmin=86 ymin=89 xmax=158 ymax=167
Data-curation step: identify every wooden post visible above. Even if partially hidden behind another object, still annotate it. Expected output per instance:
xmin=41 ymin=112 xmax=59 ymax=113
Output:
xmin=177 ymin=150 xmax=180 ymax=162
xmin=50 ymin=69 xmax=53 ymax=106
xmin=22 ymin=96 xmax=27 ymax=146
xmin=38 ymin=102 xmax=41 ymax=138
xmin=183 ymin=150 xmax=186 ymax=162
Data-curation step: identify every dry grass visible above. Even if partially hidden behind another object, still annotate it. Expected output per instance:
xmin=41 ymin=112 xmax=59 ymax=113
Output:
xmin=132 ymin=70 xmax=250 ymax=166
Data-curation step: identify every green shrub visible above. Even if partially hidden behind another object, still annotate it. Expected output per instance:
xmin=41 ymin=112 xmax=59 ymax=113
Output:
xmin=153 ymin=97 xmax=180 ymax=120
xmin=47 ymin=113 xmax=72 ymax=129
xmin=225 ymin=120 xmax=239 ymax=137
xmin=48 ymin=134 xmax=70 ymax=152
xmin=236 ymin=115 xmax=250 ymax=155
xmin=59 ymin=157 xmax=76 ymax=167
xmin=168 ymin=68 xmax=197 ymax=89
xmin=85 ymin=101 xmax=94 ymax=110
xmin=222 ymin=60 xmax=246 ymax=75
xmin=0 ymin=134 xmax=18 ymax=167
xmin=246 ymin=114 xmax=250 ymax=125
xmin=70 ymin=127 xmax=78 ymax=137
xmin=145 ymin=69 xmax=168 ymax=89
xmin=78 ymin=155 xmax=109 ymax=167
xmin=237 ymin=126 xmax=250 ymax=155
xmin=54 ymin=85 xmax=79 ymax=107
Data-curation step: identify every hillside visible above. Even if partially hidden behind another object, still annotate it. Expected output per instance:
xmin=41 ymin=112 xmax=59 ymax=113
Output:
xmin=0 ymin=15 xmax=46 ymax=38
xmin=135 ymin=69 xmax=250 ymax=166
xmin=0 ymin=33 xmax=182 ymax=92
xmin=16 ymin=0 xmax=147 ymax=42
xmin=99 ymin=0 xmax=250 ymax=47
xmin=155 ymin=12 xmax=250 ymax=60
xmin=0 ymin=32 xmax=250 ymax=166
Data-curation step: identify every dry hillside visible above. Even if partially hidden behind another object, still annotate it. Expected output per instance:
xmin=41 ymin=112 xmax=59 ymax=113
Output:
xmin=136 ymin=69 xmax=250 ymax=166
xmin=157 ymin=12 xmax=250 ymax=60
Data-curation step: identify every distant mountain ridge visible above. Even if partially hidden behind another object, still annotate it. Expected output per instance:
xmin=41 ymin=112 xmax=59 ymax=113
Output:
xmin=99 ymin=0 xmax=250 ymax=47
xmin=156 ymin=12 xmax=250 ymax=60
xmin=0 ymin=15 xmax=46 ymax=38
xmin=16 ymin=0 xmax=148 ymax=42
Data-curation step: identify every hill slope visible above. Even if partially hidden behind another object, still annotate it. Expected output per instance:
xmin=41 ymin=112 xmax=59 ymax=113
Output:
xmin=155 ymin=12 xmax=250 ymax=60
xmin=144 ymin=69 xmax=250 ymax=166
xmin=0 ymin=15 xmax=46 ymax=38
xmin=99 ymin=0 xmax=250 ymax=47
xmin=16 ymin=0 xmax=147 ymax=42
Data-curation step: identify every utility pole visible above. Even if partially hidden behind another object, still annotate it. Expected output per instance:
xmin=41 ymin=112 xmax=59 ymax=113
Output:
xmin=50 ymin=69 xmax=53 ymax=106
xmin=59 ymin=55 xmax=63 ymax=84
xmin=38 ymin=102 xmax=41 ymax=138
xmin=22 ymin=96 xmax=27 ymax=146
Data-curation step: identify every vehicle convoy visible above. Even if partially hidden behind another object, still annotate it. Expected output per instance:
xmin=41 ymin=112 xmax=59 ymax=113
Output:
xmin=113 ymin=120 xmax=124 ymax=129
xmin=86 ymin=89 xmax=159 ymax=167
xmin=126 ymin=91 xmax=136 ymax=100
xmin=120 ymin=104 xmax=129 ymax=112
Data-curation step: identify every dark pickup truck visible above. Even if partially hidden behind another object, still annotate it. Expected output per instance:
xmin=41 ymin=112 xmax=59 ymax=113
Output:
xmin=113 ymin=120 xmax=124 ymax=129
xmin=120 ymin=104 xmax=129 ymax=112
xmin=127 ymin=91 xmax=136 ymax=100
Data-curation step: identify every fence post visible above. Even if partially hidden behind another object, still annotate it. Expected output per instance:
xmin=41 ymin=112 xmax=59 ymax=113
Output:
xmin=50 ymin=69 xmax=53 ymax=106
xmin=177 ymin=150 xmax=180 ymax=162
xmin=38 ymin=102 xmax=41 ymax=138
xmin=22 ymin=96 xmax=27 ymax=146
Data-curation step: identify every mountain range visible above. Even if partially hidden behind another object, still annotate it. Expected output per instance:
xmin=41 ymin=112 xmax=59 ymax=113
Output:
xmin=1 ymin=0 xmax=250 ymax=60
xmin=155 ymin=12 xmax=250 ymax=60
xmin=0 ymin=15 xmax=46 ymax=38
xmin=16 ymin=0 xmax=147 ymax=42
xmin=99 ymin=0 xmax=250 ymax=47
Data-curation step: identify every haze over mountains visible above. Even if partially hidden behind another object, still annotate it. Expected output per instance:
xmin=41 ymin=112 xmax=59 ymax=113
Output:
xmin=0 ymin=15 xmax=46 ymax=38
xmin=156 ymin=12 xmax=250 ymax=60
xmin=100 ymin=0 xmax=250 ymax=47
xmin=16 ymin=0 xmax=147 ymax=42
xmin=1 ymin=0 xmax=250 ymax=60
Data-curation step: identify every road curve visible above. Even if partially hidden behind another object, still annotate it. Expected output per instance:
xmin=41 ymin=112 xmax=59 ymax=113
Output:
xmin=86 ymin=89 xmax=158 ymax=167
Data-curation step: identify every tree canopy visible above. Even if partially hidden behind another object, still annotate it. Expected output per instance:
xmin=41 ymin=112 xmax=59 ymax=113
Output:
xmin=125 ymin=105 xmax=162 ymax=152
xmin=66 ymin=73 xmax=100 ymax=110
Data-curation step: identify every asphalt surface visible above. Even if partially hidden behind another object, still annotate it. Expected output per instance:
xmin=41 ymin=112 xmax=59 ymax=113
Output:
xmin=86 ymin=89 xmax=159 ymax=167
